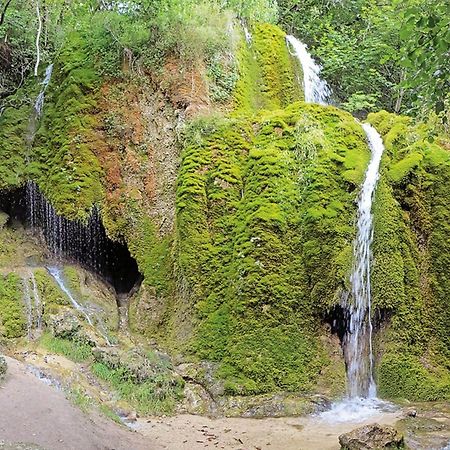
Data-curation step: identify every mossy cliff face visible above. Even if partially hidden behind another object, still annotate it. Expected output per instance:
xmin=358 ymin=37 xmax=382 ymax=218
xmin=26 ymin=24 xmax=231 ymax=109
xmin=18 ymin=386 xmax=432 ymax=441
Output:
xmin=368 ymin=111 xmax=450 ymax=401
xmin=1 ymin=20 xmax=449 ymax=404
xmin=176 ymin=103 xmax=369 ymax=394
xmin=234 ymin=23 xmax=303 ymax=113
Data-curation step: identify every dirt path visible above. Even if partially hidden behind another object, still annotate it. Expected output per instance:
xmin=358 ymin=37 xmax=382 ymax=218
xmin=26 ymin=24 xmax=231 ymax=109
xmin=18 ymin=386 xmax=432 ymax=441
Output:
xmin=0 ymin=356 xmax=403 ymax=450
xmin=0 ymin=357 xmax=153 ymax=450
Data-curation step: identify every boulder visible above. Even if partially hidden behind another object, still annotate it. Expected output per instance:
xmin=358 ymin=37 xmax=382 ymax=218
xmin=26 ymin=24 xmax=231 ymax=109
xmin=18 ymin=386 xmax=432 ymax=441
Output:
xmin=339 ymin=423 xmax=404 ymax=449
xmin=0 ymin=356 xmax=7 ymax=380
xmin=48 ymin=309 xmax=82 ymax=339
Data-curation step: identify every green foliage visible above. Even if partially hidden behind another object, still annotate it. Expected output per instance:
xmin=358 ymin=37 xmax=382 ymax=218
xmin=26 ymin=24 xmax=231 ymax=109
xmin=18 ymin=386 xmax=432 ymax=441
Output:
xmin=0 ymin=273 xmax=25 ymax=338
xmin=278 ymin=0 xmax=416 ymax=112
xmin=91 ymin=361 xmax=183 ymax=415
xmin=400 ymin=0 xmax=450 ymax=116
xmin=40 ymin=333 xmax=92 ymax=363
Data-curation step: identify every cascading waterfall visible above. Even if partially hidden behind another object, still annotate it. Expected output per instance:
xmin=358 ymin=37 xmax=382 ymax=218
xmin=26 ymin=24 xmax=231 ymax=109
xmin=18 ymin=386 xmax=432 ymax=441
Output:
xmin=344 ymin=123 xmax=385 ymax=399
xmin=21 ymin=270 xmax=43 ymax=340
xmin=286 ymin=37 xmax=385 ymax=398
xmin=30 ymin=271 xmax=42 ymax=331
xmin=26 ymin=181 xmax=107 ymax=275
xmin=22 ymin=276 xmax=33 ymax=340
xmin=285 ymin=35 xmax=331 ymax=105
xmin=47 ymin=266 xmax=112 ymax=346
xmin=34 ymin=64 xmax=53 ymax=119
xmin=47 ymin=266 xmax=94 ymax=327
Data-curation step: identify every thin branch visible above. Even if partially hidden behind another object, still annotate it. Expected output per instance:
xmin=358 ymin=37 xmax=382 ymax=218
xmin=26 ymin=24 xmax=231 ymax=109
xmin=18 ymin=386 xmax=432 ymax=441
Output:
xmin=34 ymin=0 xmax=42 ymax=76
xmin=0 ymin=0 xmax=13 ymax=28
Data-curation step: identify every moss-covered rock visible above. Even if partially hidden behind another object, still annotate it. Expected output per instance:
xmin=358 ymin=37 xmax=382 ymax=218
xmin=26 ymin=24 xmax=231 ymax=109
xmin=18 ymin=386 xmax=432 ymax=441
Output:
xmin=234 ymin=23 xmax=303 ymax=113
xmin=174 ymin=102 xmax=369 ymax=395
xmin=368 ymin=110 xmax=450 ymax=401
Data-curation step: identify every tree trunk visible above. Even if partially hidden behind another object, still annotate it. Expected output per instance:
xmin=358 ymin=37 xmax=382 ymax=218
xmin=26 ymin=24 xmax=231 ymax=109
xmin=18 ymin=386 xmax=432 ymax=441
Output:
xmin=34 ymin=0 xmax=42 ymax=76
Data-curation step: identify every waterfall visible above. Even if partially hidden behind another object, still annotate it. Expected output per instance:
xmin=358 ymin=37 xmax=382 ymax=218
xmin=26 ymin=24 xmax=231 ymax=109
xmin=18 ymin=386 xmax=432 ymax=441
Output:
xmin=344 ymin=123 xmax=385 ymax=398
xmin=30 ymin=271 xmax=42 ymax=331
xmin=47 ymin=266 xmax=112 ymax=346
xmin=242 ymin=24 xmax=252 ymax=44
xmin=21 ymin=271 xmax=43 ymax=339
xmin=286 ymin=35 xmax=331 ymax=105
xmin=26 ymin=181 xmax=106 ymax=274
xmin=22 ymin=276 xmax=33 ymax=340
xmin=34 ymin=64 xmax=53 ymax=119
xmin=47 ymin=266 xmax=94 ymax=327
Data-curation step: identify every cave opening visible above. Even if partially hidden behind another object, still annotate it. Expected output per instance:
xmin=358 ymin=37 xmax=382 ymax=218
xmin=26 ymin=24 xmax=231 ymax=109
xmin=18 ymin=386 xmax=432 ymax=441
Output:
xmin=0 ymin=184 xmax=142 ymax=296
xmin=324 ymin=304 xmax=350 ymax=344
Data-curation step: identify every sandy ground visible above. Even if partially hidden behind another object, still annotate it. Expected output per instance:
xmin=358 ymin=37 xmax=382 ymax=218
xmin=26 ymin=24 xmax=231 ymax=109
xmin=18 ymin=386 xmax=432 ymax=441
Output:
xmin=0 ymin=356 xmax=403 ymax=450
xmin=0 ymin=357 xmax=151 ymax=450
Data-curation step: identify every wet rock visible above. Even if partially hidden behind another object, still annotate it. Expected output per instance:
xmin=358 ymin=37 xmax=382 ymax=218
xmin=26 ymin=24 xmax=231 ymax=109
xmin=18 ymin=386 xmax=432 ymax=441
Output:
xmin=176 ymin=362 xmax=225 ymax=399
xmin=178 ymin=382 xmax=215 ymax=416
xmin=48 ymin=309 xmax=82 ymax=339
xmin=0 ymin=355 xmax=7 ymax=380
xmin=124 ymin=411 xmax=138 ymax=423
xmin=74 ymin=326 xmax=107 ymax=348
xmin=339 ymin=423 xmax=404 ymax=449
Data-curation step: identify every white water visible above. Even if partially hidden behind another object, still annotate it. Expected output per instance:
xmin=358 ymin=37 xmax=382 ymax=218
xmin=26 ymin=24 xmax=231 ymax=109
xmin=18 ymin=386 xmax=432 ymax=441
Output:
xmin=320 ymin=397 xmax=394 ymax=424
xmin=34 ymin=64 xmax=53 ymax=118
xmin=286 ymin=35 xmax=331 ymax=105
xmin=344 ymin=123 xmax=385 ymax=399
xmin=47 ymin=266 xmax=112 ymax=346
xmin=243 ymin=24 xmax=252 ymax=44
xmin=47 ymin=266 xmax=94 ymax=327
xmin=30 ymin=271 xmax=42 ymax=331
xmin=22 ymin=277 xmax=33 ymax=340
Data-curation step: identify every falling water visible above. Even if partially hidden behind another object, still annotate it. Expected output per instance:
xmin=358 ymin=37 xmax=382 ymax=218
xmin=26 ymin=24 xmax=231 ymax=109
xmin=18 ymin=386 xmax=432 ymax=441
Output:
xmin=22 ymin=276 xmax=33 ymax=340
xmin=30 ymin=271 xmax=42 ymax=331
xmin=47 ymin=266 xmax=94 ymax=327
xmin=47 ymin=266 xmax=112 ymax=346
xmin=26 ymin=181 xmax=107 ymax=274
xmin=242 ymin=24 xmax=252 ymax=44
xmin=344 ymin=123 xmax=385 ymax=398
xmin=286 ymin=35 xmax=331 ymax=105
xmin=34 ymin=64 xmax=53 ymax=119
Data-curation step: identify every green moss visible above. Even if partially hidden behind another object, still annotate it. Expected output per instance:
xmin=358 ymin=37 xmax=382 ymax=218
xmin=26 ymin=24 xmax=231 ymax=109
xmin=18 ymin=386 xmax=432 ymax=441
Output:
xmin=176 ymin=102 xmax=369 ymax=394
xmin=91 ymin=360 xmax=184 ymax=415
xmin=379 ymin=354 xmax=450 ymax=401
xmin=234 ymin=24 xmax=303 ymax=113
xmin=369 ymin=110 xmax=450 ymax=400
xmin=0 ymin=273 xmax=26 ymax=338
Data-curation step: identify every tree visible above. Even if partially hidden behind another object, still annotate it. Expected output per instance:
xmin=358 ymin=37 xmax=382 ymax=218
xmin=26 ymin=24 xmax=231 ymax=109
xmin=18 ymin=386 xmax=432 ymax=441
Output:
xmin=401 ymin=0 xmax=450 ymax=116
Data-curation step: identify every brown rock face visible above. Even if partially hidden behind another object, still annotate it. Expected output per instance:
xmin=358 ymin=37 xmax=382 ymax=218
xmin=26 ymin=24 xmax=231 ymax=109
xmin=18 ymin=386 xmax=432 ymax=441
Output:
xmin=338 ymin=423 xmax=404 ymax=449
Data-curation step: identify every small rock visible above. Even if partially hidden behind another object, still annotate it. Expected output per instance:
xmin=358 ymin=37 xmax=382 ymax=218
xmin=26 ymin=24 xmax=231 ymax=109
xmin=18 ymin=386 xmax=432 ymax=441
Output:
xmin=124 ymin=411 xmax=138 ymax=422
xmin=406 ymin=408 xmax=417 ymax=418
xmin=338 ymin=423 xmax=404 ymax=449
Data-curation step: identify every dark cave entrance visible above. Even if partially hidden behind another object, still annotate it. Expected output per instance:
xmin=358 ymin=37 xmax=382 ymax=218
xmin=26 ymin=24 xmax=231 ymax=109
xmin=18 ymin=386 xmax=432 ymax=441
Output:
xmin=0 ymin=184 xmax=142 ymax=295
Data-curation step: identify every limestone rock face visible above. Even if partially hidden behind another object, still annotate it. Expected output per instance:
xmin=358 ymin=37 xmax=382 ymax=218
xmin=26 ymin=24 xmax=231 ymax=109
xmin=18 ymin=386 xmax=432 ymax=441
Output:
xmin=338 ymin=423 xmax=404 ymax=449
